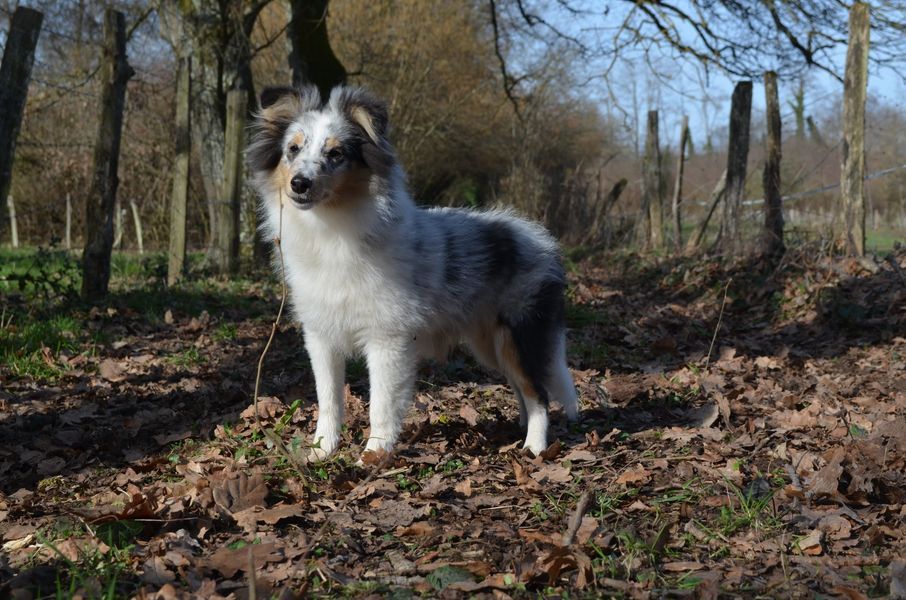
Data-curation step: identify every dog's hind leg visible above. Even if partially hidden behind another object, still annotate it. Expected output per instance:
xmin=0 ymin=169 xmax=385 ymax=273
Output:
xmin=494 ymin=325 xmax=548 ymax=455
xmin=549 ymin=331 xmax=579 ymax=422
xmin=363 ymin=337 xmax=417 ymax=456
xmin=305 ymin=330 xmax=346 ymax=462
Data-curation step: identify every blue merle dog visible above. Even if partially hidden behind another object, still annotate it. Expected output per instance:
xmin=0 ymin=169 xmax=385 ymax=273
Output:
xmin=247 ymin=84 xmax=578 ymax=461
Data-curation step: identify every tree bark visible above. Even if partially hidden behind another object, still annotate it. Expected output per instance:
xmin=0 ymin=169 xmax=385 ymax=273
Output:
xmin=719 ymin=81 xmax=752 ymax=254
xmin=0 ymin=7 xmax=43 ymax=244
xmin=214 ymin=89 xmax=247 ymax=276
xmin=840 ymin=2 xmax=870 ymax=257
xmin=762 ymin=71 xmax=784 ymax=258
xmin=641 ymin=110 xmax=664 ymax=250
xmin=671 ymin=115 xmax=689 ymax=251
xmin=586 ymin=176 xmax=627 ymax=246
xmin=167 ymin=1 xmax=260 ymax=256
xmin=82 ymin=9 xmax=133 ymax=300
xmin=287 ymin=0 xmax=347 ymax=99
xmin=168 ymin=57 xmax=191 ymax=286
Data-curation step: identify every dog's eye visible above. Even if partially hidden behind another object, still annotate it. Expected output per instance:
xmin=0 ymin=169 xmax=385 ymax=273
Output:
xmin=288 ymin=144 xmax=299 ymax=155
xmin=326 ymin=148 xmax=344 ymax=161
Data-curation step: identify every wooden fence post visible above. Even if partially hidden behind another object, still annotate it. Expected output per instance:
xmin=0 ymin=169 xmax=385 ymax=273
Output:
xmin=671 ymin=115 xmax=689 ymax=250
xmin=762 ymin=71 xmax=784 ymax=258
xmin=65 ymin=193 xmax=72 ymax=250
xmin=720 ymin=81 xmax=752 ymax=254
xmin=641 ymin=110 xmax=664 ymax=250
xmin=0 ymin=7 xmax=43 ymax=245
xmin=7 ymin=195 xmax=18 ymax=248
xmin=130 ymin=200 xmax=144 ymax=255
xmin=168 ymin=56 xmax=190 ymax=286
xmin=840 ymin=2 xmax=870 ymax=257
xmin=215 ymin=88 xmax=247 ymax=275
xmin=82 ymin=9 xmax=133 ymax=300
xmin=113 ymin=198 xmax=123 ymax=249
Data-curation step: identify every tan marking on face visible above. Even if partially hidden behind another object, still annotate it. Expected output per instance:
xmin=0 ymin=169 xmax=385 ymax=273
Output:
xmin=324 ymin=136 xmax=341 ymax=151
xmin=494 ymin=326 xmax=538 ymax=398
xmin=290 ymin=132 xmax=305 ymax=148
xmin=270 ymin=160 xmax=293 ymax=200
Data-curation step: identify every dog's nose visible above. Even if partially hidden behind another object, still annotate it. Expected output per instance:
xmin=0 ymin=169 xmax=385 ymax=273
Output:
xmin=290 ymin=175 xmax=312 ymax=194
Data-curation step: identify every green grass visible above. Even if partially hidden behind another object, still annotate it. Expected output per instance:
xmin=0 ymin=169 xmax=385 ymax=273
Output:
xmin=0 ymin=314 xmax=83 ymax=378
xmin=35 ymin=520 xmax=141 ymax=600
xmin=0 ymin=247 xmax=278 ymax=381
xmin=865 ymin=228 xmax=904 ymax=254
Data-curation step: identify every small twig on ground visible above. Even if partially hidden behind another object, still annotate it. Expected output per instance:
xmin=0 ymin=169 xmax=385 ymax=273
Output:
xmin=247 ymin=546 xmax=257 ymax=600
xmin=562 ymin=490 xmax=593 ymax=546
xmin=704 ymin=278 xmax=733 ymax=367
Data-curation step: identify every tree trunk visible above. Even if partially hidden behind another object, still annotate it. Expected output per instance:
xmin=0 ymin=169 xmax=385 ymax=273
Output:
xmin=169 ymin=1 xmax=259 ymax=257
xmin=719 ymin=81 xmax=752 ymax=254
xmin=586 ymin=176 xmax=626 ymax=246
xmin=213 ymin=89 xmax=246 ymax=276
xmin=641 ymin=110 xmax=664 ymax=250
xmin=168 ymin=57 xmax=191 ymax=286
xmin=0 ymin=7 xmax=43 ymax=244
xmin=671 ymin=115 xmax=689 ymax=251
xmin=790 ymin=78 xmax=805 ymax=139
xmin=287 ymin=0 xmax=347 ymax=99
xmin=840 ymin=2 xmax=870 ymax=257
xmin=82 ymin=10 xmax=133 ymax=300
xmin=762 ymin=71 xmax=784 ymax=258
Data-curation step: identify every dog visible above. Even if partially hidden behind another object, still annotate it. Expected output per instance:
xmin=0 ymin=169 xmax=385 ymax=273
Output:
xmin=247 ymin=84 xmax=578 ymax=461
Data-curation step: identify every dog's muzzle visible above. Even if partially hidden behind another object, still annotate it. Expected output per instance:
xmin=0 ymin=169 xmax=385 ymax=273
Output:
xmin=289 ymin=175 xmax=316 ymax=209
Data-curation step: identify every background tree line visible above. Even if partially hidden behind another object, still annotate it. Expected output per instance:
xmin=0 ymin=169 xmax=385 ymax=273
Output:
xmin=1 ymin=1 xmax=904 ymax=297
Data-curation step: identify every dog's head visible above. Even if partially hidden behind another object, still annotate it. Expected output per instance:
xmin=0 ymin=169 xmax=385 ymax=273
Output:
xmin=248 ymin=85 xmax=393 ymax=210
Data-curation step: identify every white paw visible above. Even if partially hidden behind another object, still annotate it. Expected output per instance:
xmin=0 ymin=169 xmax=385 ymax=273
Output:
xmin=306 ymin=434 xmax=338 ymax=463
xmin=523 ymin=434 xmax=548 ymax=457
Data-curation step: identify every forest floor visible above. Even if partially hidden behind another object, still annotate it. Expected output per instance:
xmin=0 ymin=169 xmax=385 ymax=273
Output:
xmin=0 ymin=243 xmax=904 ymax=599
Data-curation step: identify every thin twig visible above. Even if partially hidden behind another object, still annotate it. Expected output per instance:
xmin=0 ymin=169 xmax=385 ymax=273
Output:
xmin=250 ymin=191 xmax=308 ymax=474
xmin=252 ymin=191 xmax=288 ymax=432
xmin=247 ymin=546 xmax=257 ymax=600
xmin=704 ymin=278 xmax=732 ymax=366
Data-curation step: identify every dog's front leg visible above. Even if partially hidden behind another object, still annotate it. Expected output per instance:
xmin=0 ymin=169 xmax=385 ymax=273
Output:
xmin=363 ymin=337 xmax=416 ymax=456
xmin=304 ymin=330 xmax=345 ymax=462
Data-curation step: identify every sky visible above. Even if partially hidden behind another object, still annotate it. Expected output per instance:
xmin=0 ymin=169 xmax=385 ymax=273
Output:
xmin=527 ymin=1 xmax=906 ymax=154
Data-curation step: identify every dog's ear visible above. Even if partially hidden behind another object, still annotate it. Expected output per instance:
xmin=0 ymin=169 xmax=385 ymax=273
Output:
xmin=248 ymin=86 xmax=321 ymax=174
xmin=257 ymin=85 xmax=321 ymax=113
xmin=329 ymin=86 xmax=389 ymax=145
xmin=259 ymin=86 xmax=297 ymax=110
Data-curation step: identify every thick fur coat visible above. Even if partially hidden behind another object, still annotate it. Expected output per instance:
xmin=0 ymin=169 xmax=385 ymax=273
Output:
xmin=247 ymin=85 xmax=578 ymax=460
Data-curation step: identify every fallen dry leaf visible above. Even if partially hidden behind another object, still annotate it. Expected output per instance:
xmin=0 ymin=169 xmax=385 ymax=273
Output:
xmin=615 ymin=466 xmax=650 ymax=486
xmin=203 ymin=542 xmax=283 ymax=578
xmin=459 ymin=403 xmax=480 ymax=426
xmin=211 ymin=471 xmax=268 ymax=514
xmin=98 ymin=358 xmax=128 ymax=382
